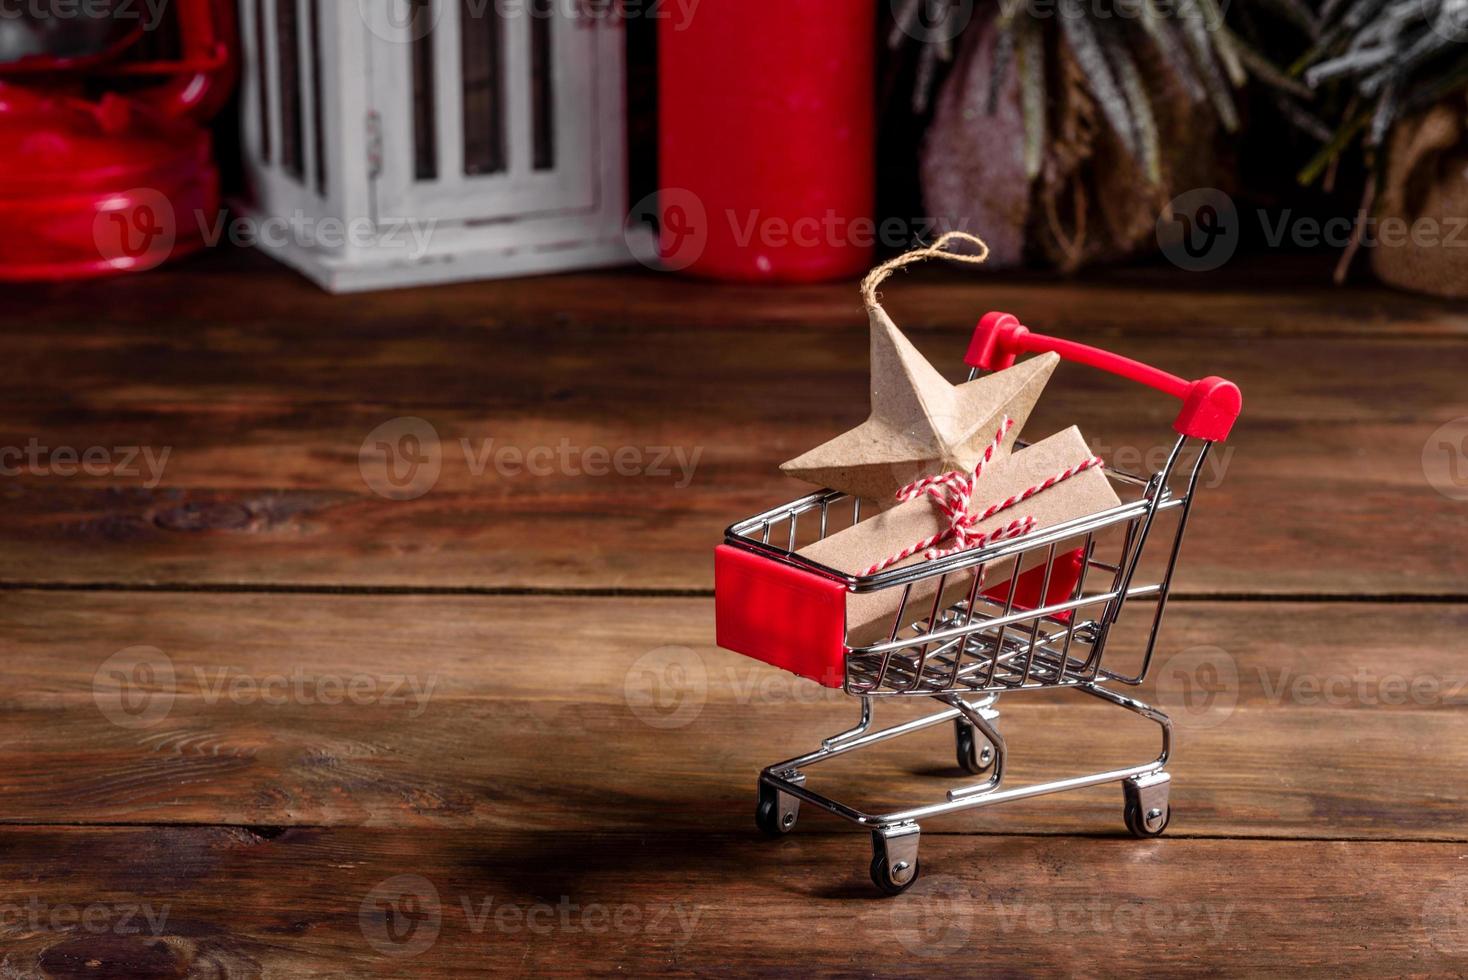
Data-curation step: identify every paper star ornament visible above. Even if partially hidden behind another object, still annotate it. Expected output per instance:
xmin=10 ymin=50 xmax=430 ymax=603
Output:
xmin=780 ymin=307 xmax=1059 ymax=501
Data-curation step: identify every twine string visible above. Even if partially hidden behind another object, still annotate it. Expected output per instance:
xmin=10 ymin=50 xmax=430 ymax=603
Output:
xmin=862 ymin=416 xmax=1104 ymax=577
xmin=860 ymin=231 xmax=992 ymax=311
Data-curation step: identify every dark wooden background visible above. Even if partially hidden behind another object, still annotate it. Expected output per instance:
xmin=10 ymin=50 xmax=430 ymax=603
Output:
xmin=2 ymin=248 xmax=1466 ymax=976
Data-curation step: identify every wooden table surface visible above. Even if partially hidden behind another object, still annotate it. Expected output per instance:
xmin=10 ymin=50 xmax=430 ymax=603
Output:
xmin=3 ymin=249 xmax=1466 ymax=976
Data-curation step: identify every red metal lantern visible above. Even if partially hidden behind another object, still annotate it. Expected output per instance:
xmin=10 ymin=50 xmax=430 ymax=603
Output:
xmin=0 ymin=0 xmax=236 ymax=281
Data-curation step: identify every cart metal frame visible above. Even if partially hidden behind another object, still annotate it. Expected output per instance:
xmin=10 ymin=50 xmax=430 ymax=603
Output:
xmin=719 ymin=313 xmax=1240 ymax=894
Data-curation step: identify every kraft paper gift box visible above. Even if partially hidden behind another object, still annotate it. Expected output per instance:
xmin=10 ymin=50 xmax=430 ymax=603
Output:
xmin=797 ymin=426 xmax=1122 ymax=646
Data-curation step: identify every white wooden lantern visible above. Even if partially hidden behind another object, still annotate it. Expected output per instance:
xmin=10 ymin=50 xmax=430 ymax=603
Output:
xmin=237 ymin=0 xmax=630 ymax=292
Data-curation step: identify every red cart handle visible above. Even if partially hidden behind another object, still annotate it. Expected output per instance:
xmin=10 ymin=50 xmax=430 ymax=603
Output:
xmin=966 ymin=312 xmax=1242 ymax=442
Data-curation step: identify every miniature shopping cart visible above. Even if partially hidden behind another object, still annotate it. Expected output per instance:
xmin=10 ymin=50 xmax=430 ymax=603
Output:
xmin=714 ymin=312 xmax=1241 ymax=895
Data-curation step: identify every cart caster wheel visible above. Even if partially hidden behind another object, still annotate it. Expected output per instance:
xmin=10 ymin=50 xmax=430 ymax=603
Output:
xmin=954 ymin=719 xmax=994 ymax=775
xmin=756 ymin=778 xmax=801 ymax=837
xmin=870 ymin=826 xmax=921 ymax=896
xmin=1123 ymin=772 xmax=1172 ymax=838
xmin=870 ymin=853 xmax=920 ymax=896
xmin=1125 ymin=801 xmax=1170 ymax=837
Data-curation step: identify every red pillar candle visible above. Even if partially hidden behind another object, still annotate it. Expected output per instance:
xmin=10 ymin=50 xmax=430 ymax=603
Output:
xmin=658 ymin=2 xmax=875 ymax=282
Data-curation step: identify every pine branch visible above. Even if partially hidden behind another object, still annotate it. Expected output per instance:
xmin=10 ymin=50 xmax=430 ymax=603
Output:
xmin=1056 ymin=2 xmax=1143 ymax=159
xmin=1178 ymin=9 xmax=1242 ymax=130
xmin=1103 ymin=29 xmax=1163 ymax=183
xmin=1017 ymin=18 xmax=1047 ymax=181
xmin=1228 ymin=29 xmax=1316 ymax=98
xmin=1138 ymin=7 xmax=1210 ymax=104
xmin=987 ymin=20 xmax=1017 ymax=115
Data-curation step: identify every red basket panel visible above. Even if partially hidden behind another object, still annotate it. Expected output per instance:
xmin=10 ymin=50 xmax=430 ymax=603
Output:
xmin=715 ymin=545 xmax=1088 ymax=691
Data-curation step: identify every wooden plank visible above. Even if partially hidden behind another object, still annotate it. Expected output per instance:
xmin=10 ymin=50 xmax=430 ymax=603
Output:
xmin=2 ymin=592 xmax=1462 ymax=713
xmin=0 ymin=592 xmax=1462 ymax=838
xmin=5 ymin=248 xmax=1467 ymax=338
xmin=0 ymin=311 xmax=1462 ymax=591
xmin=1 ymin=256 xmax=1461 ymax=977
xmin=3 ymin=696 xmax=1460 ymax=838
xmin=0 ymin=826 xmax=1463 ymax=975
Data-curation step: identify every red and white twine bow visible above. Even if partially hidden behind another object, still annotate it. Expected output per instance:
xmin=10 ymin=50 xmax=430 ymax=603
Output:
xmin=862 ymin=417 xmax=1104 ymax=577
